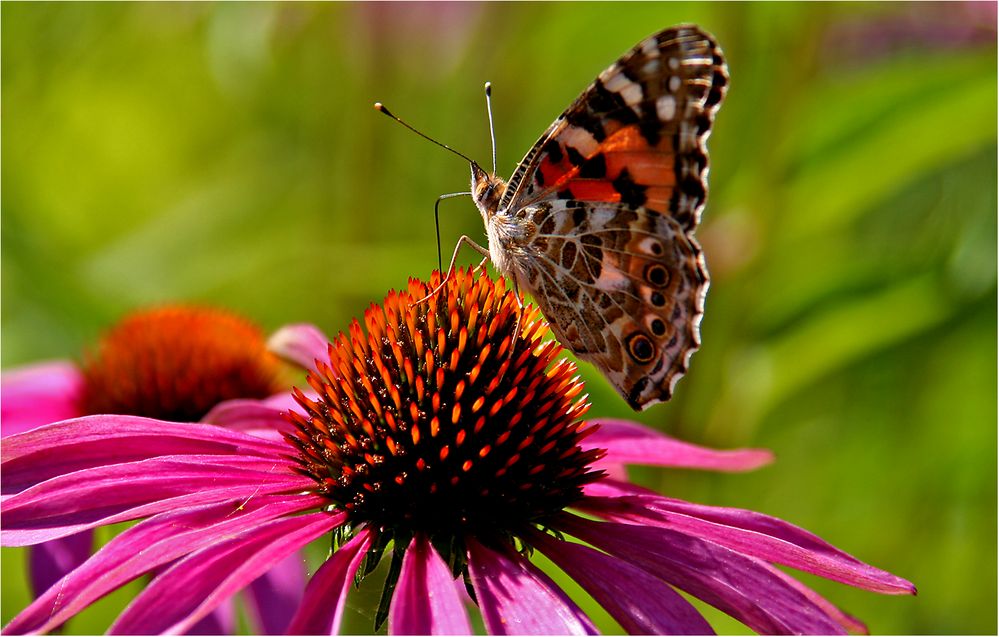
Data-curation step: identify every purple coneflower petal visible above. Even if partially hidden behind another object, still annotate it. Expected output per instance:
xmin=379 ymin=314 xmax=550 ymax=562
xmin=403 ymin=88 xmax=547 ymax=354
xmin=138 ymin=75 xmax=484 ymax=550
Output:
xmin=584 ymin=419 xmax=774 ymax=472
xmin=108 ymin=511 xmax=340 ymax=635
xmin=558 ymin=513 xmax=848 ymax=635
xmin=286 ymin=530 xmax=371 ymax=635
xmin=186 ymin=597 xmax=237 ymax=636
xmin=28 ymin=532 xmax=92 ymax=597
xmin=4 ymin=495 xmax=327 ymax=635
xmin=267 ymin=323 xmax=330 ymax=371
xmin=528 ymin=528 xmax=714 ymax=635
xmin=2 ymin=416 xmax=289 ymax=493
xmin=764 ymin=562 xmax=870 ymax=634
xmin=201 ymin=397 xmax=297 ymax=439
xmin=1 ymin=361 xmax=83 ymax=436
xmin=467 ymin=538 xmax=597 ymax=636
xmin=390 ymin=534 xmax=471 ymax=635
xmin=2 ymin=455 xmax=313 ymax=545
xmin=244 ymin=552 xmax=308 ymax=635
xmin=581 ymin=483 xmax=915 ymax=595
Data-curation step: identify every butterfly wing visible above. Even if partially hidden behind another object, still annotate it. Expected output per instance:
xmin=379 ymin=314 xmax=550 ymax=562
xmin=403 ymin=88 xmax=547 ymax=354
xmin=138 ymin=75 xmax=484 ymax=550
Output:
xmin=502 ymin=25 xmax=727 ymax=409
xmin=513 ymin=199 xmax=708 ymax=409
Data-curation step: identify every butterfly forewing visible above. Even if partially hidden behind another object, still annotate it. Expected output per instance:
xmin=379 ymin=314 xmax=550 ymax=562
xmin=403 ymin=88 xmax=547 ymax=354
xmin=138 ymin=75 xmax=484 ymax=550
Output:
xmin=503 ymin=26 xmax=726 ymax=227
xmin=490 ymin=25 xmax=727 ymax=410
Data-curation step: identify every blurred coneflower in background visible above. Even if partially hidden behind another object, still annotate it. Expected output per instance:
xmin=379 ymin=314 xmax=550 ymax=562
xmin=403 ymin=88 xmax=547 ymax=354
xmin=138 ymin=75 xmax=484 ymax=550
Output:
xmin=1 ymin=305 xmax=322 ymax=634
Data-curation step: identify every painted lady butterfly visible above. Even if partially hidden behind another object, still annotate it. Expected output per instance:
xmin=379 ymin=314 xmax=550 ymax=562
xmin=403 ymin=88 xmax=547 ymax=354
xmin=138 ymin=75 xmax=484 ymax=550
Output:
xmin=383 ymin=25 xmax=728 ymax=410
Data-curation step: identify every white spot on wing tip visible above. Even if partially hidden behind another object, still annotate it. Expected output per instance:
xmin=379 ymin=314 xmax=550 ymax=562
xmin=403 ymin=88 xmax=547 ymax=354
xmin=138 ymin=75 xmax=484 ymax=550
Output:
xmin=603 ymin=71 xmax=629 ymax=92
xmin=656 ymin=95 xmax=676 ymax=121
xmin=620 ymin=82 xmax=643 ymax=107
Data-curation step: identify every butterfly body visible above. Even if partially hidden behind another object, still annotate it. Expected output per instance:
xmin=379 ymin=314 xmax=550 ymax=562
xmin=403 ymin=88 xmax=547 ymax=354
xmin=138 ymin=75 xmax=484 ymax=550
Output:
xmin=465 ymin=25 xmax=727 ymax=410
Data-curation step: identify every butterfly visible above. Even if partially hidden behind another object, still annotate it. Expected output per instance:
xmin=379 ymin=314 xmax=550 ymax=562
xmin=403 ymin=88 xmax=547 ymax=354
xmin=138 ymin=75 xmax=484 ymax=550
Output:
xmin=381 ymin=25 xmax=727 ymax=410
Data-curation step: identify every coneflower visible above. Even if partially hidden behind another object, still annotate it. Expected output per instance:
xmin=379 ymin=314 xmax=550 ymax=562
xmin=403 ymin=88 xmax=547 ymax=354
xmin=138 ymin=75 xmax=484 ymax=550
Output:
xmin=1 ymin=271 xmax=914 ymax=635
xmin=1 ymin=305 xmax=312 ymax=633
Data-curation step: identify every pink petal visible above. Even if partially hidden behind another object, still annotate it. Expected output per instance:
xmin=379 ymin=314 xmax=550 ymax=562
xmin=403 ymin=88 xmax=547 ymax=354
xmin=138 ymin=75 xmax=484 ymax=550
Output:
xmin=286 ymin=530 xmax=372 ymax=635
xmin=108 ymin=512 xmax=341 ymax=635
xmin=467 ymin=538 xmax=596 ymax=636
xmin=5 ymin=495 xmax=327 ymax=635
xmin=244 ymin=551 xmax=307 ymax=634
xmin=2 ymin=415 xmax=290 ymax=493
xmin=28 ymin=532 xmax=93 ymax=597
xmin=390 ymin=534 xmax=471 ymax=635
xmin=201 ymin=396 xmax=297 ymax=440
xmin=765 ymin=564 xmax=870 ymax=634
xmin=584 ymin=419 xmax=774 ymax=472
xmin=186 ymin=597 xmax=237 ymax=635
xmin=528 ymin=529 xmax=714 ymax=635
xmin=1 ymin=361 xmax=83 ymax=436
xmin=267 ymin=323 xmax=330 ymax=371
xmin=557 ymin=513 xmax=848 ymax=635
xmin=580 ymin=484 xmax=915 ymax=595
xmin=2 ymin=456 xmax=313 ymax=545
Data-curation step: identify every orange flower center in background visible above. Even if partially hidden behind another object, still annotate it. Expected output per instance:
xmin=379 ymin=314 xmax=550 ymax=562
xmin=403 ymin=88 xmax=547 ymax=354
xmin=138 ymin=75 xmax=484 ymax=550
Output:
xmin=80 ymin=306 xmax=285 ymax=422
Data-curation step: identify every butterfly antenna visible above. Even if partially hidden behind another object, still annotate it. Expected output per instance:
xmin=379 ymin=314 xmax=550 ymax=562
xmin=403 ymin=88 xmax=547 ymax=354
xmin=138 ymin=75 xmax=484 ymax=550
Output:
xmin=484 ymin=82 xmax=497 ymax=174
xmin=374 ymin=103 xmax=476 ymax=165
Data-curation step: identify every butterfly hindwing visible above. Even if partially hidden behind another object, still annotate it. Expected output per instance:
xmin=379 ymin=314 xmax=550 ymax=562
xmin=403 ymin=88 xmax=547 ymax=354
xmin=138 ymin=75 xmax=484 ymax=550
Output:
xmin=514 ymin=200 xmax=707 ymax=409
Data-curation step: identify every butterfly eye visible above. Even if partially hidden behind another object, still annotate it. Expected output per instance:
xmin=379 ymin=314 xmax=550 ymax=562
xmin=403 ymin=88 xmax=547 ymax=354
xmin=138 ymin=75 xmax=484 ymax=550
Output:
xmin=626 ymin=332 xmax=657 ymax=363
xmin=644 ymin=264 xmax=670 ymax=288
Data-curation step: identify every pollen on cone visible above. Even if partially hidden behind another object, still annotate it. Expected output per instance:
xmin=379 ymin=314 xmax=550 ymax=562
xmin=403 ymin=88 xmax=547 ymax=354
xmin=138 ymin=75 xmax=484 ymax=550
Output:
xmin=285 ymin=268 xmax=602 ymax=545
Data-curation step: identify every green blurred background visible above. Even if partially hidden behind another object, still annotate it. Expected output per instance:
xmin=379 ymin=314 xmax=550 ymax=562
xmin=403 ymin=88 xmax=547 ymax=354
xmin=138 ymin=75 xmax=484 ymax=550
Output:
xmin=2 ymin=2 xmax=995 ymax=634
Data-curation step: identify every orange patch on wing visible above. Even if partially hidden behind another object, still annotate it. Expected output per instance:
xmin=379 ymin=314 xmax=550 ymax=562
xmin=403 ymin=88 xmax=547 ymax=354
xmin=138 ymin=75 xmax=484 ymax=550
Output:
xmin=600 ymin=124 xmax=673 ymax=153
xmin=604 ymin=151 xmax=675 ymax=186
xmin=565 ymin=180 xmax=621 ymax=202
xmin=539 ymin=157 xmax=571 ymax=187
xmin=642 ymin=186 xmax=675 ymax=213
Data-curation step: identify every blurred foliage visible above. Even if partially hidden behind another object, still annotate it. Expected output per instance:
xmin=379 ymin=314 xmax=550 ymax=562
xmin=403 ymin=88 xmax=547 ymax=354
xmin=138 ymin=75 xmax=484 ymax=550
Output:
xmin=2 ymin=2 xmax=996 ymax=634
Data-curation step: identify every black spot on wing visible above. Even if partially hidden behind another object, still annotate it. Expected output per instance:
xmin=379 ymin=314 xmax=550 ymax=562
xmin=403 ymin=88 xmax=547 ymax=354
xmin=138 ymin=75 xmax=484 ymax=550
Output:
xmin=565 ymin=145 xmax=586 ymax=167
xmin=651 ymin=318 xmax=667 ymax=336
xmin=566 ymin=78 xmax=642 ymax=144
xmin=542 ymin=139 xmax=563 ymax=164
xmin=649 ymin=356 xmax=665 ymax=375
xmin=612 ymin=167 xmax=648 ymax=208
xmin=695 ymin=112 xmax=712 ymax=136
xmin=591 ymin=79 xmax=639 ymax=126
xmin=579 ymin=153 xmax=607 ymax=179
xmin=627 ymin=376 xmax=651 ymax=410
xmin=566 ymin=108 xmax=606 ymax=143
xmin=680 ymin=175 xmax=706 ymax=207
xmin=638 ymin=120 xmax=662 ymax=147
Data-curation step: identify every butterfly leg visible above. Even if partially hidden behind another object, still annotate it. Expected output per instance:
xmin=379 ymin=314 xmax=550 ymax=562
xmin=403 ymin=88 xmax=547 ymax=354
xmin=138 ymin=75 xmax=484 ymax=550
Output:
xmin=433 ymin=192 xmax=472 ymax=271
xmin=410 ymin=235 xmax=491 ymax=306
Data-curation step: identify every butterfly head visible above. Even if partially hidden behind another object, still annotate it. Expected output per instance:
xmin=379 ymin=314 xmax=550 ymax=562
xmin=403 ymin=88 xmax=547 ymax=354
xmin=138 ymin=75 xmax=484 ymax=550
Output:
xmin=470 ymin=161 xmax=507 ymax=220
